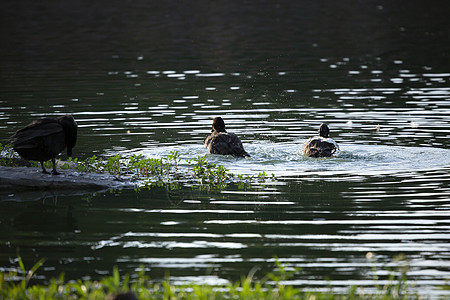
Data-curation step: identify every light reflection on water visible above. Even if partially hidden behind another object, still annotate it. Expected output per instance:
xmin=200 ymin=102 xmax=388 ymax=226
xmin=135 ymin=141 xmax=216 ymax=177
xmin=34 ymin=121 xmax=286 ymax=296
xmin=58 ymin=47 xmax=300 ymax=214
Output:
xmin=1 ymin=68 xmax=450 ymax=154
xmin=1 ymin=64 xmax=450 ymax=295
xmin=1 ymin=65 xmax=450 ymax=296
xmin=2 ymin=166 xmax=449 ymax=295
xmin=1 ymin=1 xmax=450 ymax=297
xmin=67 ymin=169 xmax=448 ymax=295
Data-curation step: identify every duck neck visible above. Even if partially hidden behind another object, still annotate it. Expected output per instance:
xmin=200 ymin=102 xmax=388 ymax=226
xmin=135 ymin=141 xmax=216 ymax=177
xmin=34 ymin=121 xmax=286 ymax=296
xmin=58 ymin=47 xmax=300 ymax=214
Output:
xmin=213 ymin=128 xmax=227 ymax=133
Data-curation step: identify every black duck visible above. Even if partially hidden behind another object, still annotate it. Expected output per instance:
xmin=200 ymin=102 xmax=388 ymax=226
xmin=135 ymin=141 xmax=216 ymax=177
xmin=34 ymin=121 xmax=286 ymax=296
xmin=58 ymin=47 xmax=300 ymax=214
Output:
xmin=10 ymin=115 xmax=78 ymax=174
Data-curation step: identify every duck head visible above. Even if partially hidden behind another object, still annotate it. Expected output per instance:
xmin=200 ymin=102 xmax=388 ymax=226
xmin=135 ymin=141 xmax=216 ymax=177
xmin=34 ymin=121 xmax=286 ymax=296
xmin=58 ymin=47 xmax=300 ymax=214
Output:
xmin=57 ymin=115 xmax=78 ymax=156
xmin=318 ymin=123 xmax=330 ymax=138
xmin=212 ymin=117 xmax=227 ymax=133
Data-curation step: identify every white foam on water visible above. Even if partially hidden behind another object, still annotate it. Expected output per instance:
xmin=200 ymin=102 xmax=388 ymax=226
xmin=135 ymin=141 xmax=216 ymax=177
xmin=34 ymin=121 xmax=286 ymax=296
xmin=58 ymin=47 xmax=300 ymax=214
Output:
xmin=123 ymin=142 xmax=450 ymax=178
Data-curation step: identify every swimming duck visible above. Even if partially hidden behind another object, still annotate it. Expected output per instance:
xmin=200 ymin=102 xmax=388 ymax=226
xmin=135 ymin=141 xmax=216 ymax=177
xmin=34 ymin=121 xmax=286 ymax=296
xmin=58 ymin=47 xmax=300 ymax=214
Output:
xmin=304 ymin=123 xmax=339 ymax=157
xmin=205 ymin=117 xmax=250 ymax=157
xmin=10 ymin=115 xmax=78 ymax=175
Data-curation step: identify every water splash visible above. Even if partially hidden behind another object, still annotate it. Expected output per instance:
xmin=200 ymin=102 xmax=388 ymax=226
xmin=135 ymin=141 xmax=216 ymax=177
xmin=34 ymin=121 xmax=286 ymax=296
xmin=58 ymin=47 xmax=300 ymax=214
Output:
xmin=124 ymin=142 xmax=450 ymax=178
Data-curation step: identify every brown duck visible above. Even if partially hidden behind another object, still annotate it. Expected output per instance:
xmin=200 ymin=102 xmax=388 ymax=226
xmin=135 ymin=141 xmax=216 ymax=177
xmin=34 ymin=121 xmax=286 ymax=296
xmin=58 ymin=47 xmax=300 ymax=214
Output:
xmin=304 ymin=123 xmax=339 ymax=157
xmin=10 ymin=115 xmax=78 ymax=174
xmin=205 ymin=117 xmax=250 ymax=157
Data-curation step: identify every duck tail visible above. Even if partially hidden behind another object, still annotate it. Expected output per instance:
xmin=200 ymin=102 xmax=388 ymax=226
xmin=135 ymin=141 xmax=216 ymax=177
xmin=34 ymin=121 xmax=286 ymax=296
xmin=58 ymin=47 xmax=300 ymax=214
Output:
xmin=234 ymin=149 xmax=251 ymax=158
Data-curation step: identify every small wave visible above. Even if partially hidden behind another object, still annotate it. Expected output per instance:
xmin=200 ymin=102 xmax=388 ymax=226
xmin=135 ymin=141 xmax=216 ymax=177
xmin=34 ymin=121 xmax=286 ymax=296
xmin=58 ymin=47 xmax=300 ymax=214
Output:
xmin=122 ymin=142 xmax=450 ymax=178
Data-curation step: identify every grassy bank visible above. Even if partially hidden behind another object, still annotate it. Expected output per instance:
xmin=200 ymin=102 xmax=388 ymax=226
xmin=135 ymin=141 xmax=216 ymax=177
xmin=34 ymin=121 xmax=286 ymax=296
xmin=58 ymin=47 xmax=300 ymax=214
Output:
xmin=1 ymin=258 xmax=435 ymax=300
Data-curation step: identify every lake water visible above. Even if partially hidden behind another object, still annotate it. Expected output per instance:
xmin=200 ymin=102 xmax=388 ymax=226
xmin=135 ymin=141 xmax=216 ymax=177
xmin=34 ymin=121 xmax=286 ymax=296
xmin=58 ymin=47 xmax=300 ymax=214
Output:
xmin=0 ymin=0 xmax=449 ymax=297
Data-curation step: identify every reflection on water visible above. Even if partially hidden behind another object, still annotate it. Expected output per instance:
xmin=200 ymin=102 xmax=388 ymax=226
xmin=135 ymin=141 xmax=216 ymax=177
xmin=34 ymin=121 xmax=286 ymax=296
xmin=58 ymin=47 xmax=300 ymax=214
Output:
xmin=3 ymin=67 xmax=449 ymax=156
xmin=0 ymin=0 xmax=450 ymax=297
xmin=1 ymin=170 xmax=449 ymax=296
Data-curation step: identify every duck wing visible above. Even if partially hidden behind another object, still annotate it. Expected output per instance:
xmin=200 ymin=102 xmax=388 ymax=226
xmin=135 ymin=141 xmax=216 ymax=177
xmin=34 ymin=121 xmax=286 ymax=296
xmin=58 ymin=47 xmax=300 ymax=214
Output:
xmin=227 ymin=133 xmax=250 ymax=157
xmin=304 ymin=137 xmax=338 ymax=157
xmin=10 ymin=119 xmax=63 ymax=148
xmin=205 ymin=132 xmax=250 ymax=157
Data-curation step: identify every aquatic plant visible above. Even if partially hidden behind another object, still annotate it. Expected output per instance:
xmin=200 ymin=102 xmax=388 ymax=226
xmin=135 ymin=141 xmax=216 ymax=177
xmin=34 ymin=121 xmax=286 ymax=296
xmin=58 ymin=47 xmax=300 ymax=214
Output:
xmin=0 ymin=256 xmax=426 ymax=299
xmin=189 ymin=155 xmax=230 ymax=185
xmin=72 ymin=152 xmax=275 ymax=190
xmin=0 ymin=256 xmax=46 ymax=299
xmin=0 ymin=143 xmax=18 ymax=167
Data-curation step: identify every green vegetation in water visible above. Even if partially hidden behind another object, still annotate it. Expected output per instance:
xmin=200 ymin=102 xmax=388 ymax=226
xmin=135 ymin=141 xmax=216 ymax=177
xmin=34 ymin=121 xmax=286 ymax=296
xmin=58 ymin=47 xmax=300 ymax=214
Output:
xmin=1 ymin=256 xmax=434 ymax=300
xmin=0 ymin=143 xmax=274 ymax=190
xmin=0 ymin=143 xmax=18 ymax=167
